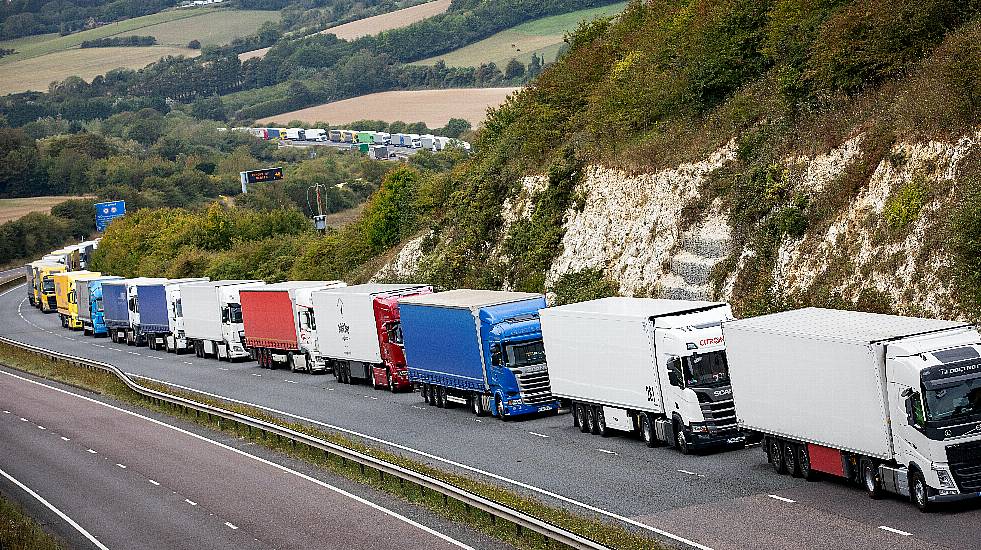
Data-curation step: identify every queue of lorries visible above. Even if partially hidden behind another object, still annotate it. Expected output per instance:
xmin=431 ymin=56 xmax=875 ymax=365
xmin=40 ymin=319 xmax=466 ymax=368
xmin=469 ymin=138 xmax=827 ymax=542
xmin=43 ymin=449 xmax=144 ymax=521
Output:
xmin=220 ymin=126 xmax=471 ymax=153
xmin=24 ymin=244 xmax=981 ymax=512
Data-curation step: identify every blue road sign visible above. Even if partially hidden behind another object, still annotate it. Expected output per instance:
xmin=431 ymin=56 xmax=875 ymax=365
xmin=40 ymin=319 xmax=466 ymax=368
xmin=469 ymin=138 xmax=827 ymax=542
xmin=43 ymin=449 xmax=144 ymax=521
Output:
xmin=95 ymin=200 xmax=126 ymax=231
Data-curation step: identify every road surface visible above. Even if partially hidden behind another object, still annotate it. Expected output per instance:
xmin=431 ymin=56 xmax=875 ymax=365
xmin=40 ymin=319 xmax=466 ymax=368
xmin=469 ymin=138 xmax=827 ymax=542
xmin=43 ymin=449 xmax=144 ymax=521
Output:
xmin=2 ymin=281 xmax=978 ymax=549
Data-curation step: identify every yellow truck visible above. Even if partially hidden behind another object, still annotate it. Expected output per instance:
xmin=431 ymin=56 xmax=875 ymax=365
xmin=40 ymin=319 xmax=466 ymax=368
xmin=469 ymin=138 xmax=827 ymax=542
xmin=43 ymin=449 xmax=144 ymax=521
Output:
xmin=28 ymin=260 xmax=60 ymax=307
xmin=54 ymin=271 xmax=100 ymax=329
xmin=38 ymin=264 xmax=67 ymax=313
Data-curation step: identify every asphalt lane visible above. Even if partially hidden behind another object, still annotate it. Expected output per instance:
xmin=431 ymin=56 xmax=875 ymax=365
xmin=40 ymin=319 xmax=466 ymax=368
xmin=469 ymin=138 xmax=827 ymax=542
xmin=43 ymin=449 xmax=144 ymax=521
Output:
xmin=4 ymin=282 xmax=980 ymax=549
xmin=0 ymin=365 xmax=480 ymax=550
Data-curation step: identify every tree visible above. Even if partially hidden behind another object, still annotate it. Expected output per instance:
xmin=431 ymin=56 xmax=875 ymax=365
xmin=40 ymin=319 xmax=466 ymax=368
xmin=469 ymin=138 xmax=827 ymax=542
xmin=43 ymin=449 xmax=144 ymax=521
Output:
xmin=440 ymin=118 xmax=471 ymax=138
xmin=528 ymin=53 xmax=542 ymax=77
xmin=187 ymin=39 xmax=201 ymax=49
xmin=363 ymin=166 xmax=419 ymax=251
xmin=505 ymin=58 xmax=526 ymax=80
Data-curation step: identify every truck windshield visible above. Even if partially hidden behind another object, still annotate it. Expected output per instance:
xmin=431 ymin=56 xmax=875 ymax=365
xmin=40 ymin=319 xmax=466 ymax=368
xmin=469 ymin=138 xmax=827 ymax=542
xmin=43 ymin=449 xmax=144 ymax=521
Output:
xmin=923 ymin=376 xmax=981 ymax=423
xmin=42 ymin=279 xmax=55 ymax=292
xmin=505 ymin=340 xmax=546 ymax=368
xmin=95 ymin=297 xmax=103 ymax=312
xmin=228 ymin=303 xmax=243 ymax=323
xmin=682 ymin=351 xmax=730 ymax=387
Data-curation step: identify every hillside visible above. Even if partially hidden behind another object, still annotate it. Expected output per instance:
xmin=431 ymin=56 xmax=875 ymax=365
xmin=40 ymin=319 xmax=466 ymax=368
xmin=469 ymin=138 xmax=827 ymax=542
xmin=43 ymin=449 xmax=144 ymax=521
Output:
xmin=413 ymin=2 xmax=628 ymax=68
xmin=371 ymin=0 xmax=981 ymax=320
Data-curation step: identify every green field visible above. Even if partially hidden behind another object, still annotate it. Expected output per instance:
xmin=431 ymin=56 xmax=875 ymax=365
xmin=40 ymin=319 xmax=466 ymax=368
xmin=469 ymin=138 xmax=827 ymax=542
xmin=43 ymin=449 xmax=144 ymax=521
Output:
xmin=413 ymin=2 xmax=627 ymax=68
xmin=0 ymin=8 xmax=279 ymax=66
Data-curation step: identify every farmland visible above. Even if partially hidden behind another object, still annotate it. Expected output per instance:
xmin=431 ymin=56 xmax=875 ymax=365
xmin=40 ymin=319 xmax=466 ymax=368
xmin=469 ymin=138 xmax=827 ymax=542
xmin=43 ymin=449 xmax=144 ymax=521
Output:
xmin=413 ymin=2 xmax=628 ymax=68
xmin=0 ymin=8 xmax=278 ymax=94
xmin=0 ymin=196 xmax=92 ymax=224
xmin=257 ymin=87 xmax=520 ymax=127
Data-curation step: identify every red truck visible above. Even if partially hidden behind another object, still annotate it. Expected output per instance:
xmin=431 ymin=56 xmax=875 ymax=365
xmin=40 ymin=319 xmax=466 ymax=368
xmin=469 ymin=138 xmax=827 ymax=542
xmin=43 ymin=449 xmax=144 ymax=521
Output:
xmin=240 ymin=281 xmax=345 ymax=371
xmin=312 ymin=284 xmax=431 ymax=391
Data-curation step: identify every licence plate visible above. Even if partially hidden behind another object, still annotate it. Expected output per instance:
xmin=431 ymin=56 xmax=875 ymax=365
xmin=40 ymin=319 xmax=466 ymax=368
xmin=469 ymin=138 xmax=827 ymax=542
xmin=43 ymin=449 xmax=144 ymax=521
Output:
xmin=537 ymin=405 xmax=555 ymax=412
xmin=727 ymin=437 xmax=744 ymax=444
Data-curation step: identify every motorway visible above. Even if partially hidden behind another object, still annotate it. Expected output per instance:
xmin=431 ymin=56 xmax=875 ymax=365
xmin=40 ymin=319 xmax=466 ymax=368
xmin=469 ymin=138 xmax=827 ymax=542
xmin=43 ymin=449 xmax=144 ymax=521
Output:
xmin=0 ymin=362 xmax=500 ymax=549
xmin=2 ymin=281 xmax=979 ymax=549
xmin=281 ymin=139 xmax=420 ymax=159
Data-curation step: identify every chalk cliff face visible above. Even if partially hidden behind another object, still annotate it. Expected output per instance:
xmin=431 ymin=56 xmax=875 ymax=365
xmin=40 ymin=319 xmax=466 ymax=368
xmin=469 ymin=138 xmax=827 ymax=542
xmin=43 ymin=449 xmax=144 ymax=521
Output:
xmin=376 ymin=130 xmax=981 ymax=318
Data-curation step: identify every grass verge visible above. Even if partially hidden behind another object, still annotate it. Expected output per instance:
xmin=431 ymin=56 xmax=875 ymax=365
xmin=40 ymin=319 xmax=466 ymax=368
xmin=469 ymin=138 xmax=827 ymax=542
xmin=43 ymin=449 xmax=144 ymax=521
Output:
xmin=0 ymin=340 xmax=668 ymax=550
xmin=0 ymin=492 xmax=64 ymax=550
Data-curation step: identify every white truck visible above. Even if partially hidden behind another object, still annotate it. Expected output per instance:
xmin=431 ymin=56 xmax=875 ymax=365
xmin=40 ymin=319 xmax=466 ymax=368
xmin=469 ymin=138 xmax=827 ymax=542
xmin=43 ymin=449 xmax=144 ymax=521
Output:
xmin=306 ymin=128 xmax=327 ymax=141
xmin=419 ymin=134 xmax=435 ymax=150
xmin=540 ymin=298 xmax=744 ymax=453
xmin=163 ymin=279 xmax=211 ymax=354
xmin=726 ymin=307 xmax=981 ymax=511
xmin=373 ymin=132 xmax=391 ymax=145
xmin=284 ymin=128 xmax=306 ymax=141
xmin=181 ymin=280 xmax=263 ymax=360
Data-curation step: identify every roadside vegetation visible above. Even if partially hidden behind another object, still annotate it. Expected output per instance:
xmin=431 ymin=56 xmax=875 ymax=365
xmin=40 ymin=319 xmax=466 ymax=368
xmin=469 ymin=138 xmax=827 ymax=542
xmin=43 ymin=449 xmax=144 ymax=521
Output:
xmin=0 ymin=338 xmax=668 ymax=550
xmin=0 ymin=492 xmax=63 ymax=550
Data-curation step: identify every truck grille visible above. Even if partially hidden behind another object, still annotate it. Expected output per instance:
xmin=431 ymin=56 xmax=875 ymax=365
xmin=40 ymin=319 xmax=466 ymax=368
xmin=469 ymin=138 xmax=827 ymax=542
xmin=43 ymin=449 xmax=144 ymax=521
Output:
xmin=947 ymin=439 xmax=981 ymax=492
xmin=698 ymin=398 xmax=738 ymax=432
xmin=47 ymin=296 xmax=57 ymax=309
xmin=513 ymin=366 xmax=554 ymax=405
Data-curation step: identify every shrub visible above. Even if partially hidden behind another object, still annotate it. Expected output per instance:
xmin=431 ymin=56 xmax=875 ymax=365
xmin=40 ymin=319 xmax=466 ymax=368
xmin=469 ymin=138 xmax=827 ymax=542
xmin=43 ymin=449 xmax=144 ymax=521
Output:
xmin=550 ymin=269 xmax=619 ymax=305
xmin=884 ymin=179 xmax=926 ymax=229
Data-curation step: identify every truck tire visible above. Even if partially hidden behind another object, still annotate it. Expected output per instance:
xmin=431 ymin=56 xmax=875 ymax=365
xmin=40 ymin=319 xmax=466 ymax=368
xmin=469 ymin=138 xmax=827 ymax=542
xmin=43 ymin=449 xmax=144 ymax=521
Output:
xmin=909 ymin=470 xmax=932 ymax=512
xmin=593 ymin=406 xmax=609 ymax=437
xmin=640 ymin=414 xmax=657 ymax=448
xmin=387 ymin=369 xmax=397 ymax=392
xmin=573 ymin=403 xmax=586 ymax=431
xmin=584 ymin=406 xmax=596 ymax=434
xmin=495 ymin=394 xmax=509 ymax=421
xmin=435 ymin=386 xmax=446 ymax=408
xmin=768 ymin=437 xmax=787 ymax=474
xmin=861 ymin=458 xmax=884 ymax=499
xmin=306 ymin=353 xmax=315 ymax=374
xmin=471 ymin=393 xmax=486 ymax=416
xmin=797 ymin=445 xmax=817 ymax=481
xmin=783 ymin=442 xmax=800 ymax=477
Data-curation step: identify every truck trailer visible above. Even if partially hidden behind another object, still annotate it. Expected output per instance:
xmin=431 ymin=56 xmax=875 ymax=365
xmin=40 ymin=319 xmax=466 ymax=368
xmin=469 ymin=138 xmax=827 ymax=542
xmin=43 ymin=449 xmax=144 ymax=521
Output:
xmin=313 ymin=284 xmax=431 ymax=390
xmin=399 ymin=290 xmax=559 ymax=419
xmin=132 ymin=278 xmax=208 ymax=350
xmin=284 ymin=128 xmax=306 ymax=141
xmin=306 ymin=128 xmax=327 ymax=141
xmin=239 ymin=281 xmax=345 ymax=371
xmin=78 ymin=276 xmax=122 ymax=336
xmin=53 ymin=271 xmax=100 ymax=329
xmin=540 ymin=298 xmax=743 ymax=453
xmin=103 ymin=278 xmax=167 ymax=345
xmin=181 ymin=280 xmax=263 ymax=360
xmin=726 ymin=307 xmax=981 ymax=511
xmin=163 ymin=279 xmax=212 ymax=354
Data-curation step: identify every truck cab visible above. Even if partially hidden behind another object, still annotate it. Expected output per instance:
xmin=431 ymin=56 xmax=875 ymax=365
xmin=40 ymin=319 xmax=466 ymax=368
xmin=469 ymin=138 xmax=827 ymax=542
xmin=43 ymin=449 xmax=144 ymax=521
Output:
xmin=38 ymin=264 xmax=66 ymax=313
xmin=79 ymin=276 xmax=122 ymax=336
xmin=884 ymin=331 xmax=981 ymax=509
xmin=486 ymin=312 xmax=554 ymax=417
xmin=216 ymin=283 xmax=259 ymax=360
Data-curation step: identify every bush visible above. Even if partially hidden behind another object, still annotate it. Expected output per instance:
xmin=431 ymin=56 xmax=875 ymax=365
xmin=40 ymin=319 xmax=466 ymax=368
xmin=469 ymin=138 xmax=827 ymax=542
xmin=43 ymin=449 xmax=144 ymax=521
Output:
xmin=884 ymin=179 xmax=927 ymax=229
xmin=550 ymin=269 xmax=619 ymax=305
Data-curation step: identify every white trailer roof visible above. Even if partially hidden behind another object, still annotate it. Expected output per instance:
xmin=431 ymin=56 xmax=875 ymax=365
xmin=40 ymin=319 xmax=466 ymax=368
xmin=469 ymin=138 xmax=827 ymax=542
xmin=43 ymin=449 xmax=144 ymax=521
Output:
xmin=320 ymin=283 xmax=428 ymax=296
xmin=544 ymin=297 xmax=725 ymax=318
xmin=244 ymin=281 xmax=341 ymax=292
xmin=181 ymin=280 xmax=259 ymax=289
xmin=726 ymin=307 xmax=970 ymax=344
xmin=398 ymin=289 xmax=541 ymax=309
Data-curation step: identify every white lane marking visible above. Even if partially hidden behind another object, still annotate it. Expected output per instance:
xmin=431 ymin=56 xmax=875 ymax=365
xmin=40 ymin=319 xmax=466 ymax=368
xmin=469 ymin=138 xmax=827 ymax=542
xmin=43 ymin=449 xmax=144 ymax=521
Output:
xmin=879 ymin=526 xmax=912 ymax=536
xmin=1 ymin=370 xmax=474 ymax=550
xmin=61 ymin=436 xmax=70 ymax=441
xmin=0 ymin=466 xmax=110 ymax=550
xmin=597 ymin=449 xmax=618 ymax=455
xmin=37 ymin=425 xmax=46 ymax=430
xmin=767 ymin=494 xmax=795 ymax=503
xmin=2 ymin=410 xmax=9 ymax=413
xmin=126 ymin=374 xmax=713 ymax=550
xmin=148 ymin=479 xmax=160 ymax=486
xmin=528 ymin=432 xmax=549 ymax=438
xmin=93 ymin=344 xmax=106 ymax=348
xmin=225 ymin=522 xmax=238 ymax=530
xmin=182 ymin=362 xmax=193 ymax=365
xmin=185 ymin=499 xmax=197 ymax=506
xmin=250 ymin=373 xmax=261 ymax=377
xmin=411 ymin=405 xmax=426 ymax=410
xmin=678 ymin=469 xmax=705 ymax=477
xmin=284 ymin=379 xmax=296 ymax=384
xmin=87 ymin=449 xmax=97 ymax=454
xmin=217 ymin=367 xmax=229 ymax=371
xmin=20 ymin=417 xmax=28 ymax=422
xmin=127 ymin=352 xmax=140 ymax=356
xmin=0 ymin=283 xmax=25 ymax=298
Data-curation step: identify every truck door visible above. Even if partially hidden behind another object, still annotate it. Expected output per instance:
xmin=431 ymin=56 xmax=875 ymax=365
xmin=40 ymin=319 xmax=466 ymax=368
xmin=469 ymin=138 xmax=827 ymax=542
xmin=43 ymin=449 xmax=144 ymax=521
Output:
xmin=886 ymin=357 xmax=930 ymax=469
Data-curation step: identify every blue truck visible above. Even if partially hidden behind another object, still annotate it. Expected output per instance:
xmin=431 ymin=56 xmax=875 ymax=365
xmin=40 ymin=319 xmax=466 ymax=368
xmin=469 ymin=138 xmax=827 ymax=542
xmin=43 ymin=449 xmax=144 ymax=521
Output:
xmin=398 ymin=290 xmax=559 ymax=420
xmin=78 ymin=276 xmax=122 ymax=336
xmin=132 ymin=278 xmax=205 ymax=350
xmin=101 ymin=279 xmax=131 ymax=343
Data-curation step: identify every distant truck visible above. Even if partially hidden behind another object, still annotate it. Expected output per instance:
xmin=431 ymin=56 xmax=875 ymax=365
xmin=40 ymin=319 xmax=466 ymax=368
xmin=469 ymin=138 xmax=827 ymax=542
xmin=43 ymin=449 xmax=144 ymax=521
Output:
xmin=162 ymin=279 xmax=213 ymax=353
xmin=419 ymin=135 xmax=435 ymax=150
xmin=132 ymin=278 xmax=208 ymax=350
xmin=357 ymin=131 xmax=376 ymax=144
xmin=369 ymin=145 xmax=389 ymax=160
xmin=306 ymin=128 xmax=327 ymax=141
xmin=399 ymin=290 xmax=559 ymax=419
xmin=726 ymin=307 xmax=981 ymax=511
xmin=181 ymin=280 xmax=263 ymax=360
xmin=540 ymin=298 xmax=743 ymax=453
xmin=53 ymin=271 xmax=100 ymax=329
xmin=373 ymin=132 xmax=390 ymax=145
xmin=239 ymin=281 xmax=345 ymax=371
xmin=329 ymin=129 xmax=342 ymax=142
xmin=78 ymin=276 xmax=122 ymax=336
xmin=314 ymin=284 xmax=431 ymax=390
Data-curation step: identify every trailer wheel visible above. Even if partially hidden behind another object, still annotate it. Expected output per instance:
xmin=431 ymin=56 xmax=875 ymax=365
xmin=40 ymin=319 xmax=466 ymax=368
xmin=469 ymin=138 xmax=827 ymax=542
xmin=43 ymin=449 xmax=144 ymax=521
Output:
xmin=421 ymin=384 xmax=430 ymax=404
xmin=861 ymin=458 xmax=884 ymax=499
xmin=768 ymin=437 xmax=787 ymax=474
xmin=640 ymin=414 xmax=657 ymax=448
xmin=783 ymin=442 xmax=801 ymax=477
xmin=572 ymin=403 xmax=584 ymax=430
xmin=584 ymin=406 xmax=596 ymax=434
xmin=909 ymin=470 xmax=932 ymax=512
xmin=593 ymin=406 xmax=609 ymax=437
xmin=797 ymin=445 xmax=817 ymax=481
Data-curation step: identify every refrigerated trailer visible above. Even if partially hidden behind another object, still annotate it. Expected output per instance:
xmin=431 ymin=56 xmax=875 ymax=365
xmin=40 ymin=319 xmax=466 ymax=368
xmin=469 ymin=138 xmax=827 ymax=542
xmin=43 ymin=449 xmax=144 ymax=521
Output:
xmin=399 ymin=290 xmax=559 ymax=419
xmin=726 ymin=307 xmax=981 ymax=511
xmin=540 ymin=298 xmax=744 ymax=453
xmin=182 ymin=280 xmax=263 ymax=360
xmin=313 ymin=284 xmax=431 ymax=390
xmin=240 ymin=281 xmax=345 ymax=371
xmin=78 ymin=276 xmax=122 ymax=336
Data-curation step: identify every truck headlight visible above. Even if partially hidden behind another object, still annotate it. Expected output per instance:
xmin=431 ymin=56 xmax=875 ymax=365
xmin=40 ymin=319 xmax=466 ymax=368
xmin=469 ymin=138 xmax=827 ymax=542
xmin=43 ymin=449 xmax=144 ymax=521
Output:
xmin=933 ymin=465 xmax=957 ymax=489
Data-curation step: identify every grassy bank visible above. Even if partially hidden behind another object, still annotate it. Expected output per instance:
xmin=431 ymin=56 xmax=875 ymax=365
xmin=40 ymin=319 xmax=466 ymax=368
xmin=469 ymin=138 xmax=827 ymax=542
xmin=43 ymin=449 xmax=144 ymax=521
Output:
xmin=0 ymin=340 xmax=668 ymax=550
xmin=0 ymin=492 xmax=63 ymax=550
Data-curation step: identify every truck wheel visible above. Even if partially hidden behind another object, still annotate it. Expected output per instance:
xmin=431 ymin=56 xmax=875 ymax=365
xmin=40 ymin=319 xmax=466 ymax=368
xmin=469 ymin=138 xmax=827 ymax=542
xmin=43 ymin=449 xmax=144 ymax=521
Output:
xmin=593 ymin=406 xmax=609 ymax=437
xmin=471 ymin=393 xmax=486 ymax=416
xmin=675 ymin=424 xmax=691 ymax=455
xmin=573 ymin=403 xmax=584 ymax=430
xmin=435 ymin=386 xmax=446 ymax=408
xmin=768 ymin=437 xmax=787 ymax=474
xmin=387 ymin=369 xmax=397 ymax=392
xmin=289 ymin=353 xmax=299 ymax=373
xmin=861 ymin=458 xmax=884 ymax=499
xmin=421 ymin=384 xmax=429 ymax=404
xmin=495 ymin=394 xmax=509 ymax=421
xmin=640 ymin=414 xmax=657 ymax=448
xmin=797 ymin=445 xmax=817 ymax=481
xmin=909 ymin=471 xmax=932 ymax=512
xmin=584 ymin=406 xmax=596 ymax=434
xmin=783 ymin=442 xmax=800 ymax=477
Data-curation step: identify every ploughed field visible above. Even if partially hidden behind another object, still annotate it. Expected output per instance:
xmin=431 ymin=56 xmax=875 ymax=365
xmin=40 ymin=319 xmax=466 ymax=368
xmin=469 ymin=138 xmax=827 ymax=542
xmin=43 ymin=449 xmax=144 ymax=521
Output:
xmin=0 ymin=196 xmax=94 ymax=224
xmin=257 ymin=87 xmax=520 ymax=127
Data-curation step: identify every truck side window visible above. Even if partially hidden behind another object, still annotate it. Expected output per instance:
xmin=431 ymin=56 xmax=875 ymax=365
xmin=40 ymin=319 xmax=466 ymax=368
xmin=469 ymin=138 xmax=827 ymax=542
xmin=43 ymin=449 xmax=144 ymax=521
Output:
xmin=491 ymin=344 xmax=503 ymax=366
xmin=221 ymin=307 xmax=229 ymax=323
xmin=909 ymin=392 xmax=926 ymax=427
xmin=667 ymin=357 xmax=684 ymax=388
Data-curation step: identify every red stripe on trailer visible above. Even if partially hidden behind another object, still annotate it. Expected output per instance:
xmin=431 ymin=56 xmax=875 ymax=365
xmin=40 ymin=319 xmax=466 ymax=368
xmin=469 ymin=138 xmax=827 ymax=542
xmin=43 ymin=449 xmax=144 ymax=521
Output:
xmin=808 ymin=443 xmax=845 ymax=477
